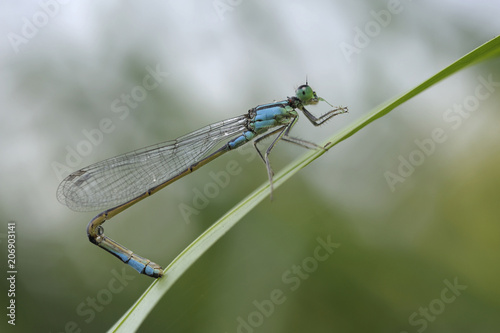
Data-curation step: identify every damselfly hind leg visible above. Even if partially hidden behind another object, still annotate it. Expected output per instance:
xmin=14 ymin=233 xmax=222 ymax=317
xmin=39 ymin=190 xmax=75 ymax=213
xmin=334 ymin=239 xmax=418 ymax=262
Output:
xmin=253 ymin=127 xmax=285 ymax=170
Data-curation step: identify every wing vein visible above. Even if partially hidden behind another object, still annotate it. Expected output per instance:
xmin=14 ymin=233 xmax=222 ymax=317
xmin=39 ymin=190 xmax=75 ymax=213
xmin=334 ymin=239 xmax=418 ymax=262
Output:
xmin=57 ymin=115 xmax=248 ymax=211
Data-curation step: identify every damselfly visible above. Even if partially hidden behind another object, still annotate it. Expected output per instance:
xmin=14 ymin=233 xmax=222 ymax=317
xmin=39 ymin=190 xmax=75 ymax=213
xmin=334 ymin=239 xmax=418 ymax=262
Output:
xmin=57 ymin=83 xmax=348 ymax=278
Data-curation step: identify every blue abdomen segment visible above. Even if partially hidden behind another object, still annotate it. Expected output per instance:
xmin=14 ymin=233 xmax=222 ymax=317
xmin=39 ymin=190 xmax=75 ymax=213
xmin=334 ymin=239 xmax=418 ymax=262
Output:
xmin=228 ymin=131 xmax=256 ymax=149
xmin=98 ymin=237 xmax=163 ymax=277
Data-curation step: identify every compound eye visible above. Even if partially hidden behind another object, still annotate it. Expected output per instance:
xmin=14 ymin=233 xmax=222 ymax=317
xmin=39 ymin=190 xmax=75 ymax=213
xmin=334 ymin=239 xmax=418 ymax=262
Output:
xmin=295 ymin=85 xmax=315 ymax=103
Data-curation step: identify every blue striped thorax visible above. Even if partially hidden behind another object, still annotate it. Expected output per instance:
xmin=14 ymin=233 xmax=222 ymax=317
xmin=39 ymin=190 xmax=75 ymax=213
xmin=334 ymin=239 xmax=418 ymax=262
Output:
xmin=228 ymin=100 xmax=298 ymax=150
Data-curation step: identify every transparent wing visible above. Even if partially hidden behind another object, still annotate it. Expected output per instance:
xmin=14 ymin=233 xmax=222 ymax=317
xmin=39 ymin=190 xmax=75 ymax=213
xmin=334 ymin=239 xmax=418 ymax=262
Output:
xmin=57 ymin=115 xmax=248 ymax=212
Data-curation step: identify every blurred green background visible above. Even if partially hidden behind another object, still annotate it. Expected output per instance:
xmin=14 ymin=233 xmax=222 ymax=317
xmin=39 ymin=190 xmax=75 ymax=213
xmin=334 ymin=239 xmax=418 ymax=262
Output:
xmin=1 ymin=1 xmax=500 ymax=332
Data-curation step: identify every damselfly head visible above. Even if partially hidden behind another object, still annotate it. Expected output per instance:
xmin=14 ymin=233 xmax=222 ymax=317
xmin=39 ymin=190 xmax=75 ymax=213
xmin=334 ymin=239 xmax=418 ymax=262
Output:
xmin=295 ymin=84 xmax=319 ymax=105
